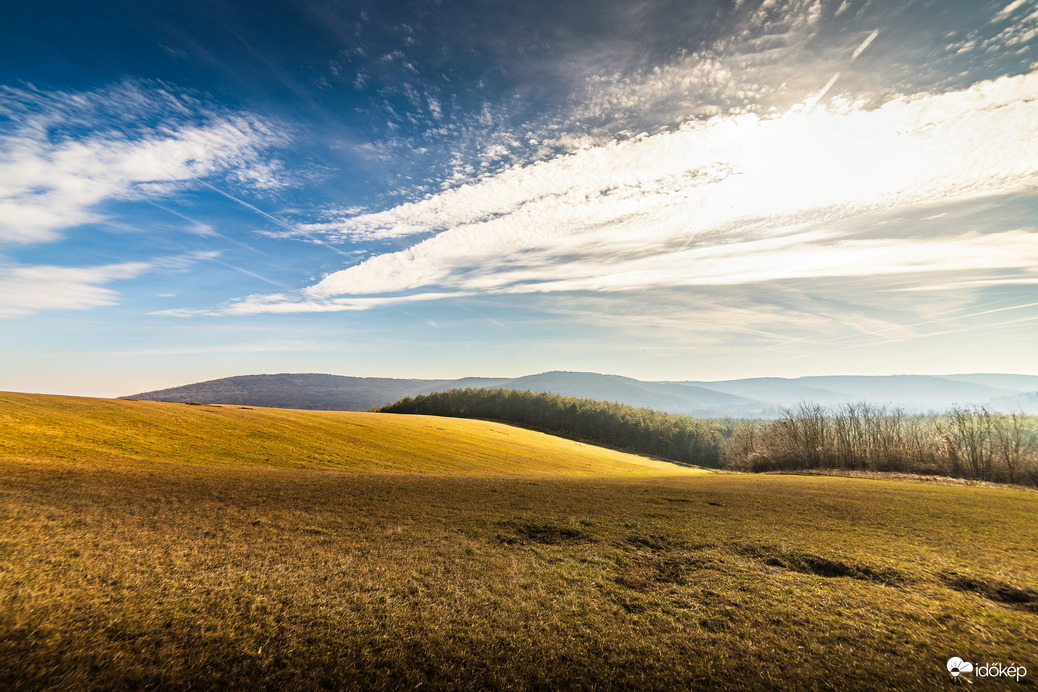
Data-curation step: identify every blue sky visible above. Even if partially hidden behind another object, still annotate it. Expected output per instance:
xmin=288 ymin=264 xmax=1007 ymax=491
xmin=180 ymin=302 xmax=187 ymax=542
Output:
xmin=1 ymin=0 xmax=1037 ymax=396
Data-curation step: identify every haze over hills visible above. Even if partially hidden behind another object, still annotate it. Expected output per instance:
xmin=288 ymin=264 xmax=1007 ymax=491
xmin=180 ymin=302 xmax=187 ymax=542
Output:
xmin=122 ymin=371 xmax=1038 ymax=417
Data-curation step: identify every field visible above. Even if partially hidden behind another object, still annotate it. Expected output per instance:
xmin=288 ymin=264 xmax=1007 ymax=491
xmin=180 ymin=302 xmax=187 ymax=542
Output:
xmin=1 ymin=392 xmax=1036 ymax=689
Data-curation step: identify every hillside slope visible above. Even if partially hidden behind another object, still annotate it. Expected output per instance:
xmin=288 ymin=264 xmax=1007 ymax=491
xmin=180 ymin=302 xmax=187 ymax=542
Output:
xmin=3 ymin=415 xmax=1036 ymax=689
xmin=0 ymin=391 xmax=699 ymax=478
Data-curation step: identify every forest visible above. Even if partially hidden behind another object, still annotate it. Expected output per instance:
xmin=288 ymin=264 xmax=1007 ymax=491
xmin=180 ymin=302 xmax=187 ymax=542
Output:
xmin=378 ymin=389 xmax=1038 ymax=485
xmin=378 ymin=388 xmax=730 ymax=467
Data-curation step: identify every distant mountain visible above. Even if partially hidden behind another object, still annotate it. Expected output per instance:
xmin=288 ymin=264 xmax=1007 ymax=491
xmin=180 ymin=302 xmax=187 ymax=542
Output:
xmin=938 ymin=374 xmax=1038 ymax=392
xmin=989 ymin=391 xmax=1038 ymax=413
xmin=123 ymin=371 xmax=1038 ymax=417
xmin=673 ymin=377 xmax=841 ymax=408
xmin=484 ymin=371 xmax=757 ymax=416
xmin=122 ymin=371 xmax=757 ymax=416
xmin=122 ymin=374 xmax=451 ymax=411
xmin=688 ymin=375 xmax=1018 ymax=412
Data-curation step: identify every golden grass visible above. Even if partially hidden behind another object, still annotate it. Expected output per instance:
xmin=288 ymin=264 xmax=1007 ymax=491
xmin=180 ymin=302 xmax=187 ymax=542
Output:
xmin=1 ymin=393 xmax=1036 ymax=690
xmin=0 ymin=391 xmax=704 ymax=478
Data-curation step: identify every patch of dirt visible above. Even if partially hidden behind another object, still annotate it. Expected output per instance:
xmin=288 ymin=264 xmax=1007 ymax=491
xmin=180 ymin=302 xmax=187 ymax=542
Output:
xmin=739 ymin=545 xmax=908 ymax=586
xmin=613 ymin=555 xmax=711 ymax=590
xmin=942 ymin=572 xmax=1038 ymax=612
xmin=495 ymin=520 xmax=595 ymax=545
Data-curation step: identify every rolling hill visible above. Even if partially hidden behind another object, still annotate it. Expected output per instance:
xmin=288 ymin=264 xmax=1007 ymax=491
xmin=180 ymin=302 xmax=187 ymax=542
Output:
xmin=120 ymin=373 xmax=454 ymax=411
xmin=0 ymin=391 xmax=696 ymax=478
xmin=3 ymin=390 xmax=1036 ymax=690
xmin=685 ymin=374 xmax=1026 ymax=411
xmin=122 ymin=370 xmax=1038 ymax=416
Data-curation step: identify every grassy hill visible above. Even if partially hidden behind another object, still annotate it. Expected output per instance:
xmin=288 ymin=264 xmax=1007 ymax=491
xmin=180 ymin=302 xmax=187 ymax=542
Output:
xmin=2 ymin=392 xmax=1036 ymax=690
xmin=0 ymin=391 xmax=694 ymax=478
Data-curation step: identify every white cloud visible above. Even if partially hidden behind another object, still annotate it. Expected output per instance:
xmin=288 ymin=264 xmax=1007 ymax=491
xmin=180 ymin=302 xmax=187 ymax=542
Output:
xmin=979 ymin=0 xmax=1038 ymax=51
xmin=492 ymin=230 xmax=1038 ymax=295
xmin=0 ymin=250 xmax=221 ymax=318
xmin=0 ymin=262 xmax=151 ymax=318
xmin=155 ymin=289 xmax=474 ymax=317
xmin=0 ymin=82 xmax=286 ymax=245
xmin=244 ymin=70 xmax=1038 ymax=314
xmin=995 ymin=0 xmax=1028 ymax=20
xmin=313 ymin=70 xmax=1038 ymax=243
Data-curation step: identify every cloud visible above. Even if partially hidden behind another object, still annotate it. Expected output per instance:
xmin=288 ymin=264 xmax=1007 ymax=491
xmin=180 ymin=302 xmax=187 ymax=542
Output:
xmin=0 ymin=250 xmax=223 ymax=318
xmin=995 ymin=0 xmax=1029 ymax=20
xmin=0 ymin=82 xmax=286 ymax=245
xmin=155 ymin=289 xmax=475 ymax=317
xmin=0 ymin=261 xmax=151 ymax=318
xmin=987 ymin=1 xmax=1038 ymax=49
xmin=243 ymin=69 xmax=1038 ymax=314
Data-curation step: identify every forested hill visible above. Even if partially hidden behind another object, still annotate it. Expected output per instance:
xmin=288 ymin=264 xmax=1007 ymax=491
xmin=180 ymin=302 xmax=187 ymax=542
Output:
xmin=380 ymin=390 xmax=1038 ymax=485
xmin=123 ymin=371 xmax=1038 ymax=416
xmin=377 ymin=388 xmax=730 ymax=468
xmin=121 ymin=373 xmax=454 ymax=411
xmin=121 ymin=371 xmax=755 ymax=415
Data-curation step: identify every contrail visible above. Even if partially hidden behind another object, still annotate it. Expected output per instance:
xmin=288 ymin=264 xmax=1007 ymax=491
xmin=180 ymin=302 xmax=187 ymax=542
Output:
xmin=147 ymin=200 xmax=273 ymax=257
xmin=199 ymin=181 xmax=355 ymax=258
xmin=851 ymin=30 xmax=879 ymax=61
xmin=801 ymin=29 xmax=878 ymax=114
xmin=209 ymin=258 xmax=292 ymax=290
xmin=803 ymin=72 xmax=841 ymax=113
xmin=450 ymin=299 xmax=504 ymax=326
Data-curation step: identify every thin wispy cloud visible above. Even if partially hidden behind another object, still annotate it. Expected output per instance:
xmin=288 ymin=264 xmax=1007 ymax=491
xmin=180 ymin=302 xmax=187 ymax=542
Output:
xmin=0 ymin=250 xmax=224 ymax=318
xmin=224 ymin=70 xmax=1038 ymax=315
xmin=0 ymin=82 xmax=290 ymax=319
xmin=0 ymin=261 xmax=151 ymax=318
xmin=0 ymin=82 xmax=286 ymax=245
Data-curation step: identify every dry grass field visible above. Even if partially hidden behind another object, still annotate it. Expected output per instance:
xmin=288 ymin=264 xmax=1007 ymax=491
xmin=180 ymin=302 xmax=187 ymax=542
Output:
xmin=1 ymin=392 xmax=1036 ymax=690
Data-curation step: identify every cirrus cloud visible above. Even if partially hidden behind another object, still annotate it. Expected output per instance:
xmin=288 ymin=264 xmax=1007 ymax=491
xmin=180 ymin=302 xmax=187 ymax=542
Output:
xmin=223 ymin=69 xmax=1038 ymax=315
xmin=0 ymin=261 xmax=151 ymax=318
xmin=0 ymin=81 xmax=287 ymax=245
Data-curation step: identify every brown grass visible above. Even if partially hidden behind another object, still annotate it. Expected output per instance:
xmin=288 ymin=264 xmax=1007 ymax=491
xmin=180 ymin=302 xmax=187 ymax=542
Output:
xmin=1 ymin=393 xmax=1037 ymax=690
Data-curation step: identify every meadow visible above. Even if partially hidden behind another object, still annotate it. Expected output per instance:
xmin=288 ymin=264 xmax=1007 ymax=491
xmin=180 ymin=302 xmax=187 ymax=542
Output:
xmin=1 ymin=392 xmax=1036 ymax=689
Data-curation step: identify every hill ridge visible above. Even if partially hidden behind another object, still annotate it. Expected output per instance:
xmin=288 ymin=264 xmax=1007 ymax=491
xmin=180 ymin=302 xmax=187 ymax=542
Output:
xmin=122 ymin=371 xmax=1038 ymax=417
xmin=2 ymin=391 xmax=695 ymax=478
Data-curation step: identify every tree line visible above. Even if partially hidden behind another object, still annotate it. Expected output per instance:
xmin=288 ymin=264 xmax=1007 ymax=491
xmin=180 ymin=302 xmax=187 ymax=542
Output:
xmin=725 ymin=402 xmax=1038 ymax=485
xmin=377 ymin=388 xmax=730 ymax=467
xmin=378 ymin=389 xmax=1038 ymax=485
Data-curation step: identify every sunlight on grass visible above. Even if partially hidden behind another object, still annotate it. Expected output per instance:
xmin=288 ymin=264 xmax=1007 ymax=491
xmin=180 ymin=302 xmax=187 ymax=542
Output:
xmin=0 ymin=392 xmax=705 ymax=478
xmin=1 ymin=393 xmax=1035 ymax=689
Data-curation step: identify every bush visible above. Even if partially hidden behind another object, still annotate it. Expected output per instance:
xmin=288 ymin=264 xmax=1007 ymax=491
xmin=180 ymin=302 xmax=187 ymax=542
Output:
xmin=721 ymin=403 xmax=1037 ymax=485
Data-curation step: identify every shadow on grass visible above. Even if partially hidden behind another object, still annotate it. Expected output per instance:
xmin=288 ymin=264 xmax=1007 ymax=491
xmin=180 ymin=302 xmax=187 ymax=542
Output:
xmin=942 ymin=572 xmax=1038 ymax=612
xmin=737 ymin=544 xmax=909 ymax=586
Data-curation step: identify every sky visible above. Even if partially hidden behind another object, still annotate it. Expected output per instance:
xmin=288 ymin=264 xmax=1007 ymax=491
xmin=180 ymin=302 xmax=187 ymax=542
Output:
xmin=1 ymin=0 xmax=1037 ymax=397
